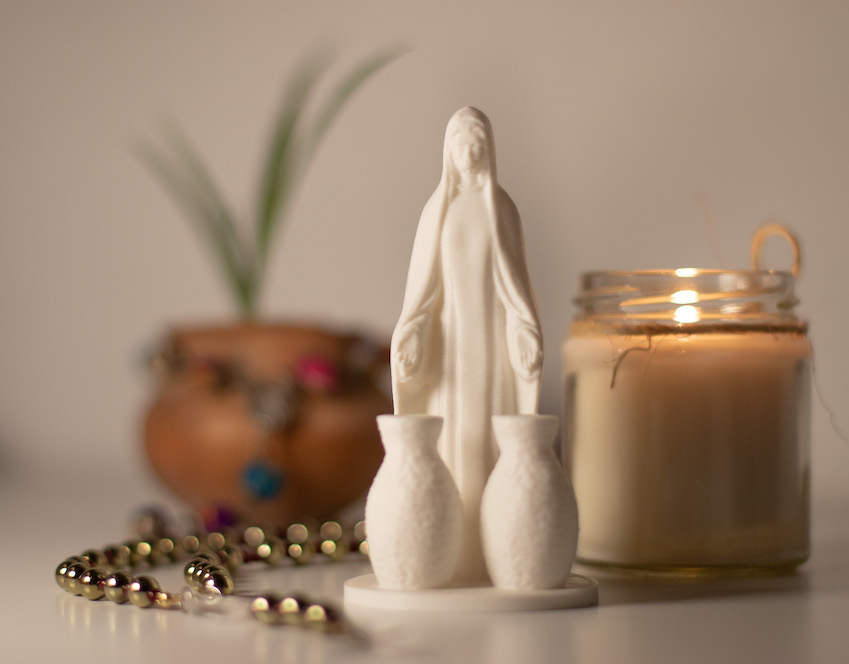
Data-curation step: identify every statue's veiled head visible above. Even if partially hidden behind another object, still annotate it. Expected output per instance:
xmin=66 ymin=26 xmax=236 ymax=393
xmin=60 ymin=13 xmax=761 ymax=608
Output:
xmin=442 ymin=107 xmax=497 ymax=185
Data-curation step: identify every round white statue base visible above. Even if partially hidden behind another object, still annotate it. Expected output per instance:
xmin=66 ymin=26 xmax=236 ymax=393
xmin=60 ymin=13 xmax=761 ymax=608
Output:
xmin=343 ymin=573 xmax=598 ymax=612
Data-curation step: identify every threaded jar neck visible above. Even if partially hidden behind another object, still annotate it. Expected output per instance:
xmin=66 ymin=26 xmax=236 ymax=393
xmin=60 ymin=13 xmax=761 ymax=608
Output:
xmin=573 ymin=269 xmax=805 ymax=333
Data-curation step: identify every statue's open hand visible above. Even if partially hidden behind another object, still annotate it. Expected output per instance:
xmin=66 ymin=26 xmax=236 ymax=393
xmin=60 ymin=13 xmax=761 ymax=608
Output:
xmin=514 ymin=326 xmax=542 ymax=381
xmin=393 ymin=326 xmax=423 ymax=381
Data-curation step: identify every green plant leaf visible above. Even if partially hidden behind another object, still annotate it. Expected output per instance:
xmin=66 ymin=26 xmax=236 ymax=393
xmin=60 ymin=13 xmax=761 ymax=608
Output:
xmin=306 ymin=47 xmax=405 ymax=160
xmin=255 ymin=51 xmax=334 ymax=275
xmin=137 ymin=137 xmax=255 ymax=316
xmin=253 ymin=46 xmax=405 ymax=289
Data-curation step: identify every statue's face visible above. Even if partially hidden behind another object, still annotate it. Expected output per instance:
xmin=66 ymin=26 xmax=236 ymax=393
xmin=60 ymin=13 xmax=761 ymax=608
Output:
xmin=450 ymin=128 xmax=488 ymax=176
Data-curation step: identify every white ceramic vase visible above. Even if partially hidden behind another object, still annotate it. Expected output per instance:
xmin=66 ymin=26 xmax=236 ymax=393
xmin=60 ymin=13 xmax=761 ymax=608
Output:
xmin=365 ymin=414 xmax=463 ymax=590
xmin=481 ymin=414 xmax=579 ymax=590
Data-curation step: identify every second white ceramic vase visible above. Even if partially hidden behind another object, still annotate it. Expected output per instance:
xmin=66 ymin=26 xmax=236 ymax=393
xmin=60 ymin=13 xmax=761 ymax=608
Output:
xmin=481 ymin=414 xmax=579 ymax=590
xmin=365 ymin=414 xmax=463 ymax=590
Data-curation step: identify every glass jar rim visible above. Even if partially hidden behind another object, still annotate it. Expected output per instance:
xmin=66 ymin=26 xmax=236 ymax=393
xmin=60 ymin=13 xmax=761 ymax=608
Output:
xmin=574 ymin=268 xmax=802 ymax=328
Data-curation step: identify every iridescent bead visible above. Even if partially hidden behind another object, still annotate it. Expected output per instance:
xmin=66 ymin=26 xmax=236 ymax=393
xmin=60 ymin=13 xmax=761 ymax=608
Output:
xmin=201 ymin=566 xmax=234 ymax=596
xmin=103 ymin=570 xmax=133 ymax=604
xmin=64 ymin=562 xmax=90 ymax=596
xmin=80 ymin=549 xmax=108 ymax=568
xmin=128 ymin=575 xmax=161 ymax=608
xmin=55 ymin=557 xmax=85 ymax=590
xmin=79 ymin=567 xmax=106 ymax=601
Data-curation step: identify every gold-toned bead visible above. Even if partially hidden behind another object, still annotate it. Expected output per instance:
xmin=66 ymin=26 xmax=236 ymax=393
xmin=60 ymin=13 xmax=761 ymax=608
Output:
xmin=319 ymin=521 xmax=343 ymax=541
xmin=286 ymin=523 xmax=310 ymax=545
xmin=201 ymin=566 xmax=234 ymax=596
xmin=353 ymin=520 xmax=367 ymax=543
xmin=320 ymin=537 xmax=351 ymax=561
xmin=190 ymin=561 xmax=217 ymax=590
xmin=55 ymin=557 xmax=85 ymax=590
xmin=131 ymin=506 xmax=168 ymax=539
xmin=304 ymin=603 xmax=347 ymax=633
xmin=128 ymin=575 xmax=161 ymax=608
xmin=154 ymin=591 xmax=183 ymax=610
xmin=206 ymin=529 xmax=237 ymax=551
xmin=183 ymin=558 xmax=205 ymax=585
xmin=194 ymin=550 xmax=222 ymax=564
xmin=156 ymin=537 xmax=179 ymax=562
xmin=79 ymin=567 xmax=106 ymax=601
xmin=257 ymin=537 xmax=286 ymax=565
xmin=135 ymin=539 xmax=169 ymax=567
xmin=217 ymin=544 xmax=244 ymax=573
xmin=65 ymin=562 xmax=90 ymax=596
xmin=182 ymin=534 xmax=202 ymax=556
xmin=287 ymin=541 xmax=315 ymax=565
xmin=243 ymin=525 xmax=267 ymax=548
xmin=80 ymin=549 xmax=108 ymax=568
xmin=250 ymin=594 xmax=283 ymax=625
xmin=122 ymin=540 xmax=144 ymax=567
xmin=103 ymin=570 xmax=133 ymax=603
xmin=279 ymin=594 xmax=309 ymax=626
xmin=102 ymin=544 xmax=131 ymax=569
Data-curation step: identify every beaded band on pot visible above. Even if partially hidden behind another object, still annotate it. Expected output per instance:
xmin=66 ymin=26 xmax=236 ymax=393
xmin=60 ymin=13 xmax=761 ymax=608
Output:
xmin=54 ymin=509 xmax=369 ymax=634
xmin=148 ymin=336 xmax=386 ymax=503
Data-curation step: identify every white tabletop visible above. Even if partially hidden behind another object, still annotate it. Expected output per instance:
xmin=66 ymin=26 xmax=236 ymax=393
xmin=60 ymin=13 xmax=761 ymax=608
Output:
xmin=3 ymin=461 xmax=847 ymax=664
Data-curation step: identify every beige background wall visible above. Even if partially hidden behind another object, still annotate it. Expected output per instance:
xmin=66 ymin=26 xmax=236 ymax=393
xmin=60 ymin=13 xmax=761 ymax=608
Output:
xmin=2 ymin=1 xmax=847 ymax=507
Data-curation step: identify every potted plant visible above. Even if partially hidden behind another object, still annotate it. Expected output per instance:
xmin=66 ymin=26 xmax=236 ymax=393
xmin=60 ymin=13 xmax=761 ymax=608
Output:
xmin=140 ymin=48 xmax=401 ymax=528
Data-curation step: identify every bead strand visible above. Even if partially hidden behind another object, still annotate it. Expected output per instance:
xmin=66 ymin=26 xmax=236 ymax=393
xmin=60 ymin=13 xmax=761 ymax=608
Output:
xmin=54 ymin=516 xmax=367 ymax=634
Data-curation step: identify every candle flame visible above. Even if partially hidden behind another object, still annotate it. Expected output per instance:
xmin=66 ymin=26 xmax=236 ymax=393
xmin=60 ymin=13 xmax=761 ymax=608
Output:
xmin=671 ymin=289 xmax=700 ymax=304
xmin=674 ymin=305 xmax=701 ymax=324
xmin=675 ymin=268 xmax=699 ymax=277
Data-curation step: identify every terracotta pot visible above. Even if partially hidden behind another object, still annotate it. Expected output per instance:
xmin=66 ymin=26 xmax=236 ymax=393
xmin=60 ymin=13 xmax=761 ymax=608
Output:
xmin=143 ymin=322 xmax=391 ymax=525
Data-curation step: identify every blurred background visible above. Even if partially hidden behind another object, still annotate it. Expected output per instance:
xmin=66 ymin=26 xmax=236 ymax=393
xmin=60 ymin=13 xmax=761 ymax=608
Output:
xmin=1 ymin=1 xmax=847 ymax=514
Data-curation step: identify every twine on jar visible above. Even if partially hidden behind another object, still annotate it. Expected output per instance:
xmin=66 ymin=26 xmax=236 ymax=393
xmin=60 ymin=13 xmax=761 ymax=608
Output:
xmin=750 ymin=223 xmax=802 ymax=277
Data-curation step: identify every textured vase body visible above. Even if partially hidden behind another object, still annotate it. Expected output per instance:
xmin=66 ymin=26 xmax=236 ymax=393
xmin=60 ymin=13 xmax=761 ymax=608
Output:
xmin=481 ymin=414 xmax=579 ymax=590
xmin=365 ymin=415 xmax=463 ymax=590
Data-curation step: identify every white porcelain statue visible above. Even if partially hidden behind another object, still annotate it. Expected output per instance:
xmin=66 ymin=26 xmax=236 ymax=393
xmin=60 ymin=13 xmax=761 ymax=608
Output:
xmin=390 ymin=106 xmax=543 ymax=583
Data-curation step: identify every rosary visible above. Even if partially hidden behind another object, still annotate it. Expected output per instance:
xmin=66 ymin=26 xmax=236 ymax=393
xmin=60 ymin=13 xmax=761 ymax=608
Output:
xmin=54 ymin=508 xmax=368 ymax=634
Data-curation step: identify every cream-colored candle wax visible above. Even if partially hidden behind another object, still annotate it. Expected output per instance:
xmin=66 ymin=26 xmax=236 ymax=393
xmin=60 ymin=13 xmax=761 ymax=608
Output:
xmin=562 ymin=267 xmax=811 ymax=573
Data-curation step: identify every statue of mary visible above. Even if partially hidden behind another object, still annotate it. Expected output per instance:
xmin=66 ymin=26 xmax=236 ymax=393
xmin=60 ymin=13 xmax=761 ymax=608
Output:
xmin=390 ymin=107 xmax=543 ymax=583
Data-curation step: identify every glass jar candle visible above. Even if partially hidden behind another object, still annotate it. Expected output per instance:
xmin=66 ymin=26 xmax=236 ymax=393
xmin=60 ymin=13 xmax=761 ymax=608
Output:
xmin=562 ymin=266 xmax=811 ymax=574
